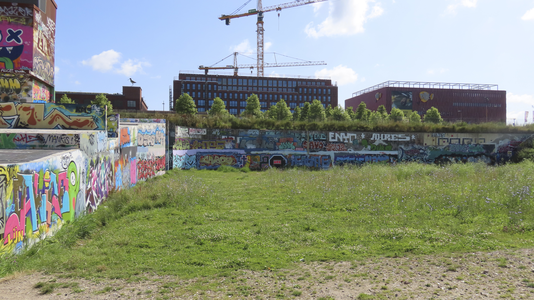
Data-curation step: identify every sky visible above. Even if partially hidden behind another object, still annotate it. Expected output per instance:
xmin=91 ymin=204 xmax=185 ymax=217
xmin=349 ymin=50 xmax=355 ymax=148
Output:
xmin=54 ymin=0 xmax=534 ymax=124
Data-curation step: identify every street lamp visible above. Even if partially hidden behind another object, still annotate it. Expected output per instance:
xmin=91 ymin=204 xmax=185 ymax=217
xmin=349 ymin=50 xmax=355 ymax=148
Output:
xmin=162 ymin=101 xmax=165 ymax=111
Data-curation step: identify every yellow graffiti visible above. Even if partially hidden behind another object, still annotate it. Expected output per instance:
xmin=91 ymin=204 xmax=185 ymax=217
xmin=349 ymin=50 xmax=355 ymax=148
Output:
xmin=0 ymin=165 xmax=19 ymax=202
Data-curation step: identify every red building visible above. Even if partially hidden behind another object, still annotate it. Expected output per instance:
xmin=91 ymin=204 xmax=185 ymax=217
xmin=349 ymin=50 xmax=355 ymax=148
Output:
xmin=56 ymin=86 xmax=149 ymax=111
xmin=173 ymin=73 xmax=338 ymax=114
xmin=345 ymin=81 xmax=506 ymax=123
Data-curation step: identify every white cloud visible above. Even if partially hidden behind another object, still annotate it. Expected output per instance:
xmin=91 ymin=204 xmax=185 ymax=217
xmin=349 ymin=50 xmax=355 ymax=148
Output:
xmin=508 ymin=93 xmax=534 ymax=104
xmin=265 ymin=42 xmax=273 ymax=51
xmin=315 ymin=65 xmax=358 ymax=86
xmin=54 ymin=66 xmax=59 ymax=75
xmin=75 ymin=81 xmax=80 ymax=85
xmin=82 ymin=50 xmax=149 ymax=77
xmin=82 ymin=50 xmax=121 ymax=72
xmin=446 ymin=0 xmax=478 ymax=14
xmin=231 ymin=39 xmax=254 ymax=56
xmin=305 ymin=0 xmax=384 ymax=38
xmin=116 ymin=59 xmax=151 ymax=77
xmin=522 ymin=7 xmax=534 ymax=20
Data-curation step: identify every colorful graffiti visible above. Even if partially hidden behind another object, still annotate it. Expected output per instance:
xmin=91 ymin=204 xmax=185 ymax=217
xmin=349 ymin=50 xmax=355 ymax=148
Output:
xmin=0 ymin=3 xmax=33 ymax=71
xmin=0 ymin=102 xmax=106 ymax=130
xmin=0 ymin=132 xmax=79 ymax=149
xmin=0 ymin=74 xmax=32 ymax=102
xmin=173 ymin=127 xmax=532 ymax=170
xmin=32 ymin=81 xmax=50 ymax=102
xmin=32 ymin=9 xmax=55 ymax=85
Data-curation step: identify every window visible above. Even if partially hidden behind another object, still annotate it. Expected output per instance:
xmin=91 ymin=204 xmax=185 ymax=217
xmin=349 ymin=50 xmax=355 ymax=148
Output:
xmin=314 ymin=88 xmax=317 ymax=94
xmin=127 ymin=100 xmax=136 ymax=108
xmin=259 ymin=94 xmax=263 ymax=100
xmin=208 ymin=93 xmax=212 ymax=99
xmin=214 ymin=85 xmax=217 ymax=91
xmin=328 ymin=89 xmax=331 ymax=95
xmin=260 ymin=102 xmax=267 ymax=108
xmin=299 ymin=95 xmax=302 ymax=101
xmin=187 ymin=84 xmax=190 ymax=90
xmin=224 ymin=93 xmax=227 ymax=99
xmin=300 ymin=103 xmax=304 ymax=107
xmin=240 ymin=109 xmax=245 ymax=114
xmin=289 ymin=102 xmax=296 ymax=108
xmin=209 ymin=100 xmax=214 ymax=106
xmin=299 ymin=88 xmax=302 ymax=93
xmin=223 ymin=101 xmax=227 ymax=106
xmin=269 ymin=94 xmax=273 ymax=100
xmin=230 ymin=109 xmax=238 ymax=115
xmin=328 ymin=96 xmax=331 ymax=102
xmin=240 ymin=101 xmax=247 ymax=107
xmin=238 ymin=79 xmax=243 ymax=85
xmin=229 ymin=94 xmax=233 ymax=99
xmin=230 ymin=101 xmax=237 ymax=107
xmin=209 ymin=85 xmax=212 ymax=91
xmin=198 ymin=107 xmax=205 ymax=112
xmin=192 ymin=92 xmax=196 ymax=97
xmin=222 ymin=78 xmax=227 ymax=85
xmin=197 ymin=100 xmax=205 ymax=106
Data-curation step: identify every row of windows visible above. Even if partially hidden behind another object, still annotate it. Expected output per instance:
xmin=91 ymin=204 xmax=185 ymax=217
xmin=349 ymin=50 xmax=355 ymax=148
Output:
xmin=452 ymin=103 xmax=502 ymax=108
xmin=187 ymin=92 xmax=331 ymax=103
xmin=185 ymin=84 xmax=332 ymax=95
xmin=452 ymin=92 xmax=501 ymax=98
xmin=184 ymin=77 xmax=218 ymax=82
xmin=218 ymin=78 xmax=327 ymax=87
xmin=199 ymin=101 xmax=328 ymax=109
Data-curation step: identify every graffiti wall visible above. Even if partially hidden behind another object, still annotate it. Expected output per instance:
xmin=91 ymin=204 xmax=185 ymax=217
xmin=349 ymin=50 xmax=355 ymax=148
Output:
xmin=0 ymin=102 xmax=106 ymax=130
xmin=0 ymin=3 xmax=34 ymax=71
xmin=0 ymin=132 xmax=79 ymax=149
xmin=32 ymin=8 xmax=55 ymax=85
xmin=173 ymin=127 xmax=532 ymax=170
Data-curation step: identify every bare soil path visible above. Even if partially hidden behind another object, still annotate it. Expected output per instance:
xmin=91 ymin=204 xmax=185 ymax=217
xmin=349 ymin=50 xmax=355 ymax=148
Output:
xmin=1 ymin=248 xmax=533 ymax=299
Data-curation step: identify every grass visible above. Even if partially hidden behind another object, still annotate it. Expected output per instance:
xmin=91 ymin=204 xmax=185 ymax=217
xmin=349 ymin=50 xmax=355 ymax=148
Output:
xmin=1 ymin=161 xmax=534 ymax=283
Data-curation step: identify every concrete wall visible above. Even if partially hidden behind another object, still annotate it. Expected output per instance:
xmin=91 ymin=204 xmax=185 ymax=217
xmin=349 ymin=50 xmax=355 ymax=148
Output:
xmin=0 ymin=118 xmax=166 ymax=253
xmin=172 ymin=127 xmax=531 ymax=170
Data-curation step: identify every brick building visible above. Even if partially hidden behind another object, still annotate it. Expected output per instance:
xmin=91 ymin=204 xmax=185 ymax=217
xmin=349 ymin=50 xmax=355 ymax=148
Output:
xmin=345 ymin=81 xmax=506 ymax=123
xmin=173 ymin=73 xmax=338 ymax=114
xmin=56 ymin=86 xmax=149 ymax=111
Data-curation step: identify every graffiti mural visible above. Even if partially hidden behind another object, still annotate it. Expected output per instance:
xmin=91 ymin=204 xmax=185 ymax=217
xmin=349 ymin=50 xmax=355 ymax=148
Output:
xmin=0 ymin=132 xmax=79 ymax=149
xmin=0 ymin=74 xmax=32 ymax=102
xmin=0 ymin=3 xmax=33 ymax=71
xmin=32 ymin=9 xmax=55 ymax=85
xmin=172 ymin=127 xmax=532 ymax=170
xmin=0 ymin=102 xmax=106 ymax=130
xmin=32 ymin=80 xmax=50 ymax=102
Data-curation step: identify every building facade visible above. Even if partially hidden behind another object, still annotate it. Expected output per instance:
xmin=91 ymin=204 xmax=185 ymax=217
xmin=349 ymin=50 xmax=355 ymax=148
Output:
xmin=345 ymin=81 xmax=506 ymax=123
xmin=0 ymin=0 xmax=57 ymax=103
xmin=173 ymin=73 xmax=338 ymax=114
xmin=56 ymin=86 xmax=149 ymax=111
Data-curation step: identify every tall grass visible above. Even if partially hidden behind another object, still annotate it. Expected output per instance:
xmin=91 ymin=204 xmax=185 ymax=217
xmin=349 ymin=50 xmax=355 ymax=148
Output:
xmin=1 ymin=162 xmax=533 ymax=280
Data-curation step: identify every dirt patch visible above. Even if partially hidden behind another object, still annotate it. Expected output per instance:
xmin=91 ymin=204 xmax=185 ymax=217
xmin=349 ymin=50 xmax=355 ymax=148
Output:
xmin=1 ymin=248 xmax=534 ymax=299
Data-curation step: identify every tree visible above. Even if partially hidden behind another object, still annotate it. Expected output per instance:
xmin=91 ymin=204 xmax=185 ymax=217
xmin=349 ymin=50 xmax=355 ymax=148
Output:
xmin=325 ymin=104 xmax=333 ymax=119
xmin=377 ymin=105 xmax=388 ymax=119
xmin=308 ymin=99 xmax=326 ymax=122
xmin=388 ymin=108 xmax=405 ymax=122
xmin=293 ymin=106 xmax=301 ymax=121
xmin=244 ymin=94 xmax=262 ymax=118
xmin=91 ymin=93 xmax=113 ymax=114
xmin=300 ymin=102 xmax=311 ymax=121
xmin=346 ymin=106 xmax=356 ymax=120
xmin=58 ymin=94 xmax=74 ymax=104
xmin=268 ymin=99 xmax=292 ymax=121
xmin=175 ymin=93 xmax=197 ymax=115
xmin=208 ymin=97 xmax=228 ymax=116
xmin=355 ymin=102 xmax=369 ymax=121
xmin=369 ymin=111 xmax=383 ymax=123
xmin=331 ymin=106 xmax=350 ymax=121
xmin=423 ymin=107 xmax=443 ymax=124
xmin=408 ymin=111 xmax=422 ymax=124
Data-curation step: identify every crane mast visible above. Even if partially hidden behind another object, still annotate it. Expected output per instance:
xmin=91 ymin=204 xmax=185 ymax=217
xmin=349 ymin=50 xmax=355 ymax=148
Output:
xmin=220 ymin=0 xmax=328 ymax=77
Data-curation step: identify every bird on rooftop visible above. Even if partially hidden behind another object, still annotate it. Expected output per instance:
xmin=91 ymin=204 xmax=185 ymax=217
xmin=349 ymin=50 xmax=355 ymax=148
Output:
xmin=129 ymin=78 xmax=136 ymax=86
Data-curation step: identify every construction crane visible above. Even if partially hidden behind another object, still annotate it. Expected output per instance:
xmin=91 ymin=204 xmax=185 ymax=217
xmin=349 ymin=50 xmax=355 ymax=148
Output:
xmin=219 ymin=0 xmax=328 ymax=77
xmin=198 ymin=52 xmax=326 ymax=76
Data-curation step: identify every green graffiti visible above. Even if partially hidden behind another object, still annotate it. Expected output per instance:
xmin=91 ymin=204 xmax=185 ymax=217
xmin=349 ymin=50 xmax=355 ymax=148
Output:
xmin=0 ymin=57 xmax=14 ymax=69
xmin=68 ymin=161 xmax=80 ymax=221
xmin=0 ymin=133 xmax=16 ymax=149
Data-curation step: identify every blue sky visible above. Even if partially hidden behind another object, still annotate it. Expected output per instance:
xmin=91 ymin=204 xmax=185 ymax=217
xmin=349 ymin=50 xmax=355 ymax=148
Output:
xmin=55 ymin=0 xmax=534 ymax=124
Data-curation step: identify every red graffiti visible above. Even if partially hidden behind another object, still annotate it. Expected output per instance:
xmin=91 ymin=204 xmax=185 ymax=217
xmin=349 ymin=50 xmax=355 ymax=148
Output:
xmin=137 ymin=156 xmax=166 ymax=181
xmin=326 ymin=143 xmax=347 ymax=151
xmin=120 ymin=128 xmax=131 ymax=146
xmin=302 ymin=141 xmax=326 ymax=150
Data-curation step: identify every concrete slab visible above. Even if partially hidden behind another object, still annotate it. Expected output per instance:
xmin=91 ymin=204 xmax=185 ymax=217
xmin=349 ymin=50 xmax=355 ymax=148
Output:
xmin=0 ymin=149 xmax=77 ymax=165
xmin=0 ymin=129 xmax=100 ymax=135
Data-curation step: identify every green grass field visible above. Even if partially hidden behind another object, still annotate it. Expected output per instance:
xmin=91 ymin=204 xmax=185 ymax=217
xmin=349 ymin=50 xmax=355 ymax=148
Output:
xmin=1 ymin=162 xmax=533 ymax=282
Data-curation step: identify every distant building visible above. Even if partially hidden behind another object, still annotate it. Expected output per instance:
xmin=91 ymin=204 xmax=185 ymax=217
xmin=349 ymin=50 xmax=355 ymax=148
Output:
xmin=0 ymin=0 xmax=57 ymax=103
xmin=345 ymin=81 xmax=506 ymax=123
xmin=56 ymin=86 xmax=149 ymax=111
xmin=173 ymin=73 xmax=338 ymax=114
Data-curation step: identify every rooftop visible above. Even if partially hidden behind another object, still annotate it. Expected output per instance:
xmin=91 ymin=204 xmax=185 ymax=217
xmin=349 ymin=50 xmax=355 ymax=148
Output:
xmin=352 ymin=81 xmax=500 ymax=97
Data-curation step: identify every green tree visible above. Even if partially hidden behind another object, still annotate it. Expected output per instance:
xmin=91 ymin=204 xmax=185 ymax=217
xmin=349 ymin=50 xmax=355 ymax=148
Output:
xmin=300 ymin=102 xmax=311 ymax=121
xmin=268 ymin=99 xmax=292 ymax=121
xmin=369 ymin=111 xmax=383 ymax=123
xmin=58 ymin=94 xmax=74 ymax=104
xmin=355 ymin=102 xmax=369 ymax=121
xmin=325 ymin=104 xmax=333 ymax=119
xmin=175 ymin=93 xmax=197 ymax=115
xmin=293 ymin=106 xmax=302 ymax=121
xmin=331 ymin=106 xmax=350 ymax=121
xmin=346 ymin=106 xmax=356 ymax=120
xmin=308 ymin=99 xmax=326 ymax=122
xmin=423 ymin=107 xmax=443 ymax=124
xmin=208 ymin=97 xmax=228 ymax=116
xmin=244 ymin=94 xmax=262 ymax=118
xmin=377 ymin=105 xmax=388 ymax=119
xmin=91 ymin=93 xmax=113 ymax=114
xmin=408 ymin=111 xmax=422 ymax=124
xmin=388 ymin=108 xmax=405 ymax=122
